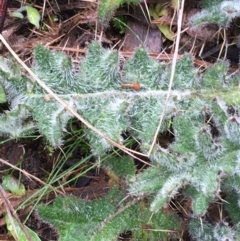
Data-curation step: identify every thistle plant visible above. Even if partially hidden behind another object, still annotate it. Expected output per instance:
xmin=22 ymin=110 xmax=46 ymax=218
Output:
xmin=0 ymin=0 xmax=239 ymax=239
xmin=98 ymin=0 xmax=140 ymax=25
xmin=189 ymin=0 xmax=240 ymax=27
xmin=0 ymin=39 xmax=240 ymax=239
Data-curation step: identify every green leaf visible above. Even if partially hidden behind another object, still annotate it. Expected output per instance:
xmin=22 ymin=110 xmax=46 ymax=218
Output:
xmin=5 ymin=214 xmax=41 ymax=241
xmin=0 ymin=84 xmax=6 ymax=103
xmin=10 ymin=11 xmax=24 ymax=19
xmin=10 ymin=6 xmax=40 ymax=29
xmin=0 ymin=107 xmax=36 ymax=139
xmin=188 ymin=219 xmax=215 ymax=241
xmin=224 ymin=190 xmax=240 ymax=225
xmin=213 ymin=222 xmax=235 ymax=241
xmin=188 ymin=0 xmax=240 ymax=27
xmin=149 ymin=5 xmax=174 ymax=41
xmin=38 ymin=188 xmax=180 ymax=241
xmin=98 ymin=0 xmax=140 ymax=25
xmin=187 ymin=187 xmax=212 ymax=216
xmin=2 ymin=175 xmax=26 ymax=196
xmin=103 ymin=156 xmax=136 ymax=178
xmin=26 ymin=6 xmax=40 ymax=29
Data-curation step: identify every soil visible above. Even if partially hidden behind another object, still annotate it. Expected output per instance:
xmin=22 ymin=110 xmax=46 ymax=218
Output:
xmin=0 ymin=0 xmax=239 ymax=240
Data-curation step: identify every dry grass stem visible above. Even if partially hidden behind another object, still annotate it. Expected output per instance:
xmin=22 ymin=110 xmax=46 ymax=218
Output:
xmin=0 ymin=158 xmax=64 ymax=195
xmin=148 ymin=0 xmax=185 ymax=157
xmin=0 ymin=185 xmax=33 ymax=241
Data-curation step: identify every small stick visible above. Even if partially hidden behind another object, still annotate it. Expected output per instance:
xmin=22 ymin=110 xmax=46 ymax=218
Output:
xmin=0 ymin=184 xmax=33 ymax=241
xmin=121 ymin=82 xmax=141 ymax=90
xmin=0 ymin=0 xmax=8 ymax=33
xmin=148 ymin=0 xmax=185 ymax=157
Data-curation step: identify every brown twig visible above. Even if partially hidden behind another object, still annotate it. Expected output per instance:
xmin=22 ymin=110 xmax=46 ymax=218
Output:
xmin=148 ymin=0 xmax=186 ymax=157
xmin=0 ymin=158 xmax=64 ymax=195
xmin=0 ymin=184 xmax=33 ymax=241
xmin=0 ymin=0 xmax=8 ymax=33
